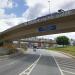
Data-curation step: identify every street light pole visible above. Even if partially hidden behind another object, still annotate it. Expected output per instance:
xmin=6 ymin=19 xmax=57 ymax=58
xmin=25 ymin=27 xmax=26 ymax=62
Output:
xmin=48 ymin=0 xmax=50 ymax=14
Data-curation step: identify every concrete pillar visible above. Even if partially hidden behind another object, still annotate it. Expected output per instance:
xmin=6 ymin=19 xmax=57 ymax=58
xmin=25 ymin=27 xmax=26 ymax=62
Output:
xmin=17 ymin=40 xmax=27 ymax=51
xmin=17 ymin=40 xmax=21 ymax=48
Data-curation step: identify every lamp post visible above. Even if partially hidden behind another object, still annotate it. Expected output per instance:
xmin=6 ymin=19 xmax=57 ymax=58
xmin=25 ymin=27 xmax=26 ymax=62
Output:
xmin=48 ymin=0 xmax=50 ymax=14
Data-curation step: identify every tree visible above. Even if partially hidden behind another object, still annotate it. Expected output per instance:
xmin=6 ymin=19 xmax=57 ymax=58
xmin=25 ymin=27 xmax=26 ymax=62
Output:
xmin=56 ymin=36 xmax=69 ymax=47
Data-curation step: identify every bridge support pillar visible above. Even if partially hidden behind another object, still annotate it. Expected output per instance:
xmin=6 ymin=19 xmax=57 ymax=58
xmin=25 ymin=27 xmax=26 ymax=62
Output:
xmin=17 ymin=40 xmax=28 ymax=53
xmin=17 ymin=40 xmax=21 ymax=48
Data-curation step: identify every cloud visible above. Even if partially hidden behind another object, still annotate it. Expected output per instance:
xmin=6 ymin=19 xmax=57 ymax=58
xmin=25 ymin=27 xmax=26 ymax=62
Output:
xmin=0 ymin=0 xmax=25 ymax=32
xmin=0 ymin=0 xmax=17 ymax=8
xmin=0 ymin=9 xmax=17 ymax=19
xmin=23 ymin=0 xmax=75 ymax=21
xmin=23 ymin=3 xmax=45 ymax=20
xmin=0 ymin=17 xmax=27 ymax=32
xmin=0 ymin=0 xmax=18 ymax=19
xmin=61 ymin=0 xmax=75 ymax=10
xmin=0 ymin=8 xmax=26 ymax=32
xmin=0 ymin=20 xmax=11 ymax=32
xmin=5 ymin=17 xmax=27 ymax=26
xmin=0 ymin=0 xmax=18 ymax=31
xmin=0 ymin=9 xmax=5 ymax=15
xmin=0 ymin=9 xmax=26 ymax=32
xmin=0 ymin=0 xmax=18 ymax=22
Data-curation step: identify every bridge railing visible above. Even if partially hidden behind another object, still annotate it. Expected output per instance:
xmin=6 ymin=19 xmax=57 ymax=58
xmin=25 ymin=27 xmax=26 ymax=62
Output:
xmin=23 ymin=9 xmax=75 ymax=26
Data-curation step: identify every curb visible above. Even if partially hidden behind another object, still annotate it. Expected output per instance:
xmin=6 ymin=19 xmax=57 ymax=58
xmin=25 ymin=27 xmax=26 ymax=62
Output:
xmin=0 ymin=53 xmax=21 ymax=60
xmin=49 ymin=49 xmax=75 ymax=59
xmin=0 ymin=55 xmax=9 ymax=60
xmin=58 ymin=51 xmax=75 ymax=59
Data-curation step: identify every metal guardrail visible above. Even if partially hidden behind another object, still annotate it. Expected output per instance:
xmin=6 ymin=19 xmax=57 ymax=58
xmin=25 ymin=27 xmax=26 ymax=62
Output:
xmin=21 ymin=38 xmax=55 ymax=43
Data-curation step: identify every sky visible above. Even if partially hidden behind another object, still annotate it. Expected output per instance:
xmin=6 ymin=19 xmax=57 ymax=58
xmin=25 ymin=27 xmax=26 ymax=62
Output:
xmin=0 ymin=0 xmax=75 ymax=39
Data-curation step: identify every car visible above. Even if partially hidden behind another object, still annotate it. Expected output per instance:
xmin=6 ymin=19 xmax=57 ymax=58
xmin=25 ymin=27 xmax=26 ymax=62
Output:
xmin=33 ymin=46 xmax=37 ymax=52
xmin=33 ymin=49 xmax=36 ymax=52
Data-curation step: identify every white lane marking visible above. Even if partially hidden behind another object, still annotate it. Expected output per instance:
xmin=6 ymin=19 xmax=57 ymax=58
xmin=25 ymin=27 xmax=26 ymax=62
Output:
xmin=62 ymin=69 xmax=75 ymax=74
xmin=51 ymin=54 xmax=64 ymax=75
xmin=19 ymin=54 xmax=41 ymax=75
xmin=27 ymin=55 xmax=41 ymax=75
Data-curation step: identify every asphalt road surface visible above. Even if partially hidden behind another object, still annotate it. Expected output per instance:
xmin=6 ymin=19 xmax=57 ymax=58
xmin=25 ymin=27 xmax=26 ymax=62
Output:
xmin=0 ymin=54 xmax=39 ymax=75
xmin=0 ymin=48 xmax=75 ymax=75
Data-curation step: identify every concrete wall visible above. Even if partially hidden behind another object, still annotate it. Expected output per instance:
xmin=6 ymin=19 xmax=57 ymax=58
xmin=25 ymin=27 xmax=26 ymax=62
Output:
xmin=0 ymin=47 xmax=9 ymax=55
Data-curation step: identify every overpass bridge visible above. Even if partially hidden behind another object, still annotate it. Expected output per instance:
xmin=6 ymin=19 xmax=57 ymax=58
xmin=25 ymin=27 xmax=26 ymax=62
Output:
xmin=0 ymin=9 xmax=75 ymax=49
xmin=13 ymin=38 xmax=56 ymax=49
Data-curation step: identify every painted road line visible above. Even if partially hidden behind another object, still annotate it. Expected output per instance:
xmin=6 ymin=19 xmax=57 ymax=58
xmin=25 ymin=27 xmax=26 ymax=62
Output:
xmin=62 ymin=69 xmax=75 ymax=75
xmin=19 ymin=54 xmax=41 ymax=75
xmin=51 ymin=54 xmax=64 ymax=75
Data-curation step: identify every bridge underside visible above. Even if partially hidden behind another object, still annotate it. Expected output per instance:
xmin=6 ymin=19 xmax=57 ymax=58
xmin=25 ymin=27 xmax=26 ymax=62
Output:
xmin=1 ymin=14 xmax=75 ymax=41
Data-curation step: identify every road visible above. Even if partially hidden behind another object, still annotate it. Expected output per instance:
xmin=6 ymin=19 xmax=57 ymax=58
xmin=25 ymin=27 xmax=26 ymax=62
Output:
xmin=0 ymin=49 xmax=75 ymax=75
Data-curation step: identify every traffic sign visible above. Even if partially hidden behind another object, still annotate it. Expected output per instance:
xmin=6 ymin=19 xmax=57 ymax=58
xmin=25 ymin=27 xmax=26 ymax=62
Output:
xmin=38 ymin=25 xmax=56 ymax=32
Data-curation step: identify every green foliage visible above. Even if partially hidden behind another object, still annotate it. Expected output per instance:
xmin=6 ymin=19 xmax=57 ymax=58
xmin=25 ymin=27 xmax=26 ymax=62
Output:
xmin=49 ymin=46 xmax=75 ymax=56
xmin=56 ymin=36 xmax=69 ymax=46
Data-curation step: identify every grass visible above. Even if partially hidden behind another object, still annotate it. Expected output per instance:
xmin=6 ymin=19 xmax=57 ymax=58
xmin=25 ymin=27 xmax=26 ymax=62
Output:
xmin=48 ymin=46 xmax=75 ymax=56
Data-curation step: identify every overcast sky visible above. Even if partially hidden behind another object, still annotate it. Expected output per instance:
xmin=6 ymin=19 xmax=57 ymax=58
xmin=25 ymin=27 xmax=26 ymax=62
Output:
xmin=0 ymin=0 xmax=75 ymax=39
